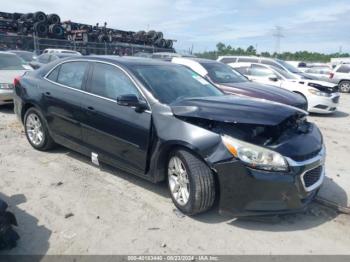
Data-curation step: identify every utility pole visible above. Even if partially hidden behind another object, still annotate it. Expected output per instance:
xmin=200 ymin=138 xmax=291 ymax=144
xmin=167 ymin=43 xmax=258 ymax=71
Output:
xmin=273 ymin=26 xmax=284 ymax=56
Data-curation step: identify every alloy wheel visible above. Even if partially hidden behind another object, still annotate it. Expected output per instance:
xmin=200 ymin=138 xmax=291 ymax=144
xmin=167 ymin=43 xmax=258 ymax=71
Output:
xmin=168 ymin=156 xmax=190 ymax=206
xmin=25 ymin=113 xmax=44 ymax=146
xmin=340 ymin=82 xmax=350 ymax=93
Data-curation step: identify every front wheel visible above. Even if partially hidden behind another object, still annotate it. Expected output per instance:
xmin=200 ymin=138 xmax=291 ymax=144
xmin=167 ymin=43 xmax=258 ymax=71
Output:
xmin=24 ymin=107 xmax=55 ymax=151
xmin=167 ymin=150 xmax=216 ymax=215
xmin=339 ymin=81 xmax=350 ymax=93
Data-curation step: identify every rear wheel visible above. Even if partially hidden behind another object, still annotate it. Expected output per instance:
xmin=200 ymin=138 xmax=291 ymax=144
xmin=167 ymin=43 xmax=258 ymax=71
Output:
xmin=167 ymin=150 xmax=215 ymax=215
xmin=24 ymin=108 xmax=55 ymax=151
xmin=339 ymin=81 xmax=350 ymax=93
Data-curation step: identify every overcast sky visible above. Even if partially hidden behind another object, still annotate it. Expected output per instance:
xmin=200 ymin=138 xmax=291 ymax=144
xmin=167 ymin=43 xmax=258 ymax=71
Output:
xmin=2 ymin=0 xmax=350 ymax=53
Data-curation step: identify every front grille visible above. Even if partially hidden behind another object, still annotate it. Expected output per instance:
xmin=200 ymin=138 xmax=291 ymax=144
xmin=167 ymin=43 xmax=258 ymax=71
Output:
xmin=303 ymin=165 xmax=323 ymax=188
xmin=332 ymin=96 xmax=340 ymax=103
xmin=291 ymin=149 xmax=321 ymax=162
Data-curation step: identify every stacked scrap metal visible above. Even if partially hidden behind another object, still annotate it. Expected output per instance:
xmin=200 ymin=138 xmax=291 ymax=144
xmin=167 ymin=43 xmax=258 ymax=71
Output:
xmin=0 ymin=11 xmax=174 ymax=48
xmin=0 ymin=198 xmax=19 ymax=250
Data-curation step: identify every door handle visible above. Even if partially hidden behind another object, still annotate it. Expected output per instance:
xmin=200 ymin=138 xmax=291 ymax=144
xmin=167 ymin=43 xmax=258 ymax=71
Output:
xmin=44 ymin=91 xmax=51 ymax=96
xmin=87 ymin=106 xmax=95 ymax=112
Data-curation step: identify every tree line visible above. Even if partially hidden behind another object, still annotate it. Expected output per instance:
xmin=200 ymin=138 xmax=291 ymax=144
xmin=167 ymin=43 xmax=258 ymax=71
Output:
xmin=195 ymin=42 xmax=350 ymax=62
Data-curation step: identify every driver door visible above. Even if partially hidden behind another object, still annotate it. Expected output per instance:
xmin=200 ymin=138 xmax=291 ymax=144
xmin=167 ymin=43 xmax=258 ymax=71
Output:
xmin=80 ymin=62 xmax=152 ymax=175
xmin=248 ymin=64 xmax=282 ymax=87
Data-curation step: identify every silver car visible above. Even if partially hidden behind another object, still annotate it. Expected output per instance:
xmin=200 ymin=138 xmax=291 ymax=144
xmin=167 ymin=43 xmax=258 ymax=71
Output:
xmin=329 ymin=64 xmax=350 ymax=92
xmin=0 ymin=52 xmax=30 ymax=105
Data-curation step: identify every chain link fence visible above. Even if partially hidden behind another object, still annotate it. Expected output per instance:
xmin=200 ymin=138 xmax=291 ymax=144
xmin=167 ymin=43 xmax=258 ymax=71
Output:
xmin=0 ymin=33 xmax=173 ymax=56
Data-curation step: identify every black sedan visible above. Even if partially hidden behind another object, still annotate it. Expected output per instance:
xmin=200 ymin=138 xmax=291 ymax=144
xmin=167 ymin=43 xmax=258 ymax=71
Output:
xmin=14 ymin=56 xmax=325 ymax=216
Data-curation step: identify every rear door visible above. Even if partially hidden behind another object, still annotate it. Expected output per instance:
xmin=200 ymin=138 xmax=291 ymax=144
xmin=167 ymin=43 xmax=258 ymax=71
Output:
xmin=335 ymin=65 xmax=350 ymax=81
xmin=43 ymin=61 xmax=89 ymax=144
xmin=80 ymin=62 xmax=152 ymax=175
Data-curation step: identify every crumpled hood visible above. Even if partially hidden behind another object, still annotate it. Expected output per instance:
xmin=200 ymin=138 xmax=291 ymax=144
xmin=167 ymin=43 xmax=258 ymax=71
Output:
xmin=171 ymin=95 xmax=307 ymax=126
xmin=287 ymin=79 xmax=338 ymax=93
xmin=0 ymin=70 xmax=27 ymax=83
xmin=217 ymin=82 xmax=307 ymax=109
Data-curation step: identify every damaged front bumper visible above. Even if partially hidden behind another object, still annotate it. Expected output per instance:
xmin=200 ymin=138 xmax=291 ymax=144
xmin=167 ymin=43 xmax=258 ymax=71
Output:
xmin=215 ymin=147 xmax=325 ymax=217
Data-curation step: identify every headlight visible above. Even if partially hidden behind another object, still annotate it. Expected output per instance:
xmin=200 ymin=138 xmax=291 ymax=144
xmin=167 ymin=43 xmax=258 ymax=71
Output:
xmin=0 ymin=83 xmax=14 ymax=89
xmin=222 ymin=135 xmax=288 ymax=172
xmin=308 ymin=89 xmax=331 ymax=97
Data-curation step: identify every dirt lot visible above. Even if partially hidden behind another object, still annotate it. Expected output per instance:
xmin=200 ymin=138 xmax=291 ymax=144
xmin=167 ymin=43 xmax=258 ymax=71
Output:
xmin=0 ymin=95 xmax=350 ymax=255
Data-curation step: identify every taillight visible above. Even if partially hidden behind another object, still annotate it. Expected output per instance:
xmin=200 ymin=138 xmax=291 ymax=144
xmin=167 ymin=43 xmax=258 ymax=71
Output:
xmin=329 ymin=72 xmax=334 ymax=79
xmin=14 ymin=76 xmax=21 ymax=87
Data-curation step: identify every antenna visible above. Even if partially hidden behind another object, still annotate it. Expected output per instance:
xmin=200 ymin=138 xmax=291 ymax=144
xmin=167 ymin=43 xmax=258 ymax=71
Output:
xmin=273 ymin=26 xmax=284 ymax=55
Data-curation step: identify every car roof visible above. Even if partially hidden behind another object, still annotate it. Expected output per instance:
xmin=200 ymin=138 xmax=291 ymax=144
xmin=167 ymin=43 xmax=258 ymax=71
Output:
xmin=59 ymin=55 xmax=174 ymax=67
xmin=173 ymin=57 xmax=219 ymax=64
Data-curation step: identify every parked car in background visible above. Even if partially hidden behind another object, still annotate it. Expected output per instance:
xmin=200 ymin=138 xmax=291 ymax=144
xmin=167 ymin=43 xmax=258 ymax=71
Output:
xmin=217 ymin=56 xmax=320 ymax=80
xmin=42 ymin=49 xmax=82 ymax=55
xmin=14 ymin=56 xmax=325 ymax=216
xmin=230 ymin=62 xmax=340 ymax=114
xmin=9 ymin=50 xmax=36 ymax=63
xmin=152 ymin=52 xmax=195 ymax=61
xmin=172 ymin=57 xmax=308 ymax=110
xmin=304 ymin=66 xmax=332 ymax=81
xmin=329 ymin=64 xmax=350 ymax=93
xmin=29 ymin=52 xmax=82 ymax=69
xmin=0 ymin=52 xmax=32 ymax=105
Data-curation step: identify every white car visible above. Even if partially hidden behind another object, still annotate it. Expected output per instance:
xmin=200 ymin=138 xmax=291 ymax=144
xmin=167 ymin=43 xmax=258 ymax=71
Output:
xmin=329 ymin=64 xmax=350 ymax=93
xmin=0 ymin=52 xmax=32 ymax=105
xmin=42 ymin=49 xmax=82 ymax=55
xmin=230 ymin=62 xmax=340 ymax=114
xmin=217 ymin=56 xmax=320 ymax=80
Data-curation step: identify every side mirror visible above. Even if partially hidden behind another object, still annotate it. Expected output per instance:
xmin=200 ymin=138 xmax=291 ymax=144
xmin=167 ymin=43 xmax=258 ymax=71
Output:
xmin=268 ymin=76 xmax=279 ymax=82
xmin=117 ymin=94 xmax=148 ymax=111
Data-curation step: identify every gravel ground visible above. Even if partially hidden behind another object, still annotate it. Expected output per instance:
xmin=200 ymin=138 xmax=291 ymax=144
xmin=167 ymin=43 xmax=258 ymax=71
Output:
xmin=0 ymin=95 xmax=350 ymax=255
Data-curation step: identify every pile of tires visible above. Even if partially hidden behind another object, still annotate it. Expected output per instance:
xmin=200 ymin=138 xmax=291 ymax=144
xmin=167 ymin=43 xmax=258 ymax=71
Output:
xmin=14 ymin=11 xmax=64 ymax=38
xmin=0 ymin=198 xmax=19 ymax=250
xmin=0 ymin=10 xmax=175 ymax=50
xmin=136 ymin=30 xmax=173 ymax=48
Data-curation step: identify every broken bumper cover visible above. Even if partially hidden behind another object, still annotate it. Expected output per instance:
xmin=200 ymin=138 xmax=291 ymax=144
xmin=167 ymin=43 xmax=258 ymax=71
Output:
xmin=215 ymin=147 xmax=325 ymax=217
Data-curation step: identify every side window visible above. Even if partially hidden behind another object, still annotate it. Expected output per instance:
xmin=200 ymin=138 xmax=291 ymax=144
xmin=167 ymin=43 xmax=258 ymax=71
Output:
xmin=46 ymin=65 xmax=60 ymax=82
xmin=89 ymin=63 xmax=140 ymax=100
xmin=38 ymin=54 xmax=50 ymax=63
xmin=249 ymin=65 xmax=276 ymax=77
xmin=337 ymin=65 xmax=350 ymax=73
xmin=261 ymin=59 xmax=285 ymax=70
xmin=57 ymin=62 xmax=88 ymax=89
xmin=238 ymin=57 xmax=258 ymax=63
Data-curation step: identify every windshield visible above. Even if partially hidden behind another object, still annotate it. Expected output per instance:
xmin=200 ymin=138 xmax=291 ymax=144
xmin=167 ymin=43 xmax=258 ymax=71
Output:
xmin=272 ymin=66 xmax=298 ymax=79
xmin=130 ymin=65 xmax=223 ymax=104
xmin=276 ymin=59 xmax=302 ymax=73
xmin=0 ymin=54 xmax=26 ymax=70
xmin=201 ymin=62 xmax=248 ymax=83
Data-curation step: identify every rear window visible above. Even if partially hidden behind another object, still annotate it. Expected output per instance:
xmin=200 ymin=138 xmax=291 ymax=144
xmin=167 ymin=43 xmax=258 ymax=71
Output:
xmin=0 ymin=54 xmax=26 ymax=70
xmin=201 ymin=62 xmax=248 ymax=83
xmin=219 ymin=57 xmax=237 ymax=64
xmin=238 ymin=57 xmax=259 ymax=63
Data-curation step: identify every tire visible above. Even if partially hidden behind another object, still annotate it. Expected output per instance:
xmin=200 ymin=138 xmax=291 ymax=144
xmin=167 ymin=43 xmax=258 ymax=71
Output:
xmin=339 ymin=80 xmax=350 ymax=93
xmin=33 ymin=11 xmax=47 ymax=23
xmin=33 ymin=22 xmax=48 ymax=37
xmin=165 ymin=39 xmax=173 ymax=49
xmin=47 ymin=14 xmax=60 ymax=25
xmin=167 ymin=149 xmax=216 ymax=215
xmin=24 ymin=107 xmax=55 ymax=151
